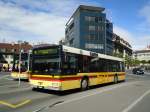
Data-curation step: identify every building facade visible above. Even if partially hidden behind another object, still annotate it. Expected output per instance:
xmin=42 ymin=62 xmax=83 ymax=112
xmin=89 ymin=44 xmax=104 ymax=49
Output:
xmin=133 ymin=50 xmax=150 ymax=62
xmin=0 ymin=42 xmax=32 ymax=70
xmin=65 ymin=5 xmax=113 ymax=55
xmin=113 ymin=33 xmax=132 ymax=58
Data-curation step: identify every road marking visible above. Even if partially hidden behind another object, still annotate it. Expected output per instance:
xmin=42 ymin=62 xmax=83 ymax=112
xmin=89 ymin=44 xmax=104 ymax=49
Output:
xmin=0 ymin=99 xmax=31 ymax=108
xmin=4 ymin=77 xmax=13 ymax=80
xmin=145 ymin=72 xmax=150 ymax=75
xmin=0 ymin=75 xmax=9 ymax=79
xmin=122 ymin=89 xmax=150 ymax=112
xmin=127 ymin=74 xmax=146 ymax=78
xmin=14 ymin=99 xmax=31 ymax=108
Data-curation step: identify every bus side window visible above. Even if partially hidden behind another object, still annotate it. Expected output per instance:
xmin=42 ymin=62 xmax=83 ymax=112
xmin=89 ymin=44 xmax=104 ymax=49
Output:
xmin=69 ymin=56 xmax=77 ymax=74
xmin=62 ymin=53 xmax=78 ymax=75
xmin=83 ymin=56 xmax=90 ymax=73
xmin=103 ymin=59 xmax=109 ymax=72
xmin=98 ymin=59 xmax=105 ymax=72
xmin=89 ymin=57 xmax=99 ymax=72
xmin=121 ymin=62 xmax=125 ymax=72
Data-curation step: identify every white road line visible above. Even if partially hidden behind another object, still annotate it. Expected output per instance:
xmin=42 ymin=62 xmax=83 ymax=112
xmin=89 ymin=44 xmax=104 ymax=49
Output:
xmin=57 ymin=81 xmax=139 ymax=106
xmin=122 ymin=89 xmax=150 ymax=112
xmin=0 ymin=75 xmax=9 ymax=79
xmin=127 ymin=74 xmax=145 ymax=77
xmin=145 ymin=72 xmax=150 ymax=75
xmin=4 ymin=77 xmax=13 ymax=80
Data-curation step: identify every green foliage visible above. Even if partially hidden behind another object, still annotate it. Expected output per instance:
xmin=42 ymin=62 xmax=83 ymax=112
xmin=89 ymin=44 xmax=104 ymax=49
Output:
xmin=113 ymin=52 xmax=123 ymax=58
xmin=113 ymin=53 xmax=142 ymax=67
xmin=124 ymin=55 xmax=140 ymax=67
xmin=141 ymin=60 xmax=146 ymax=64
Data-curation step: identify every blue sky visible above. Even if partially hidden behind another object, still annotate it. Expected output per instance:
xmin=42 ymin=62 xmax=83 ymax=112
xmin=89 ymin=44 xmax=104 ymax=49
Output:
xmin=0 ymin=0 xmax=150 ymax=50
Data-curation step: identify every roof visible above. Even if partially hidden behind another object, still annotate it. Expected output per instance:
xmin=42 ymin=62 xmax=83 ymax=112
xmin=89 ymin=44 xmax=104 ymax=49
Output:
xmin=134 ymin=50 xmax=150 ymax=54
xmin=32 ymin=44 xmax=123 ymax=62
xmin=0 ymin=42 xmax=32 ymax=54
xmin=113 ymin=33 xmax=132 ymax=49
xmin=79 ymin=5 xmax=105 ymax=12
xmin=33 ymin=44 xmax=56 ymax=49
xmin=66 ymin=5 xmax=105 ymax=26
xmin=62 ymin=45 xmax=123 ymax=62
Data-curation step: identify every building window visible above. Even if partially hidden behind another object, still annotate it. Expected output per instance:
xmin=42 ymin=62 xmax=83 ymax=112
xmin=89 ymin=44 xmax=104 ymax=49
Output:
xmin=5 ymin=55 xmax=8 ymax=58
xmin=98 ymin=26 xmax=101 ymax=31
xmin=85 ymin=16 xmax=95 ymax=22
xmin=98 ymin=26 xmax=104 ymax=31
xmin=98 ymin=17 xmax=103 ymax=22
xmin=95 ymin=17 xmax=99 ymax=23
xmin=69 ymin=23 xmax=74 ymax=30
xmin=85 ymin=16 xmax=89 ymax=21
xmin=10 ymin=55 xmax=13 ymax=59
xmin=11 ymin=49 xmax=15 ymax=52
xmin=85 ymin=34 xmax=97 ymax=41
xmin=69 ymin=38 xmax=74 ymax=46
xmin=85 ymin=16 xmax=103 ymax=23
xmin=0 ymin=48 xmax=6 ymax=52
xmin=85 ymin=43 xmax=104 ymax=49
xmin=89 ymin=25 xmax=95 ymax=31
xmin=95 ymin=17 xmax=103 ymax=23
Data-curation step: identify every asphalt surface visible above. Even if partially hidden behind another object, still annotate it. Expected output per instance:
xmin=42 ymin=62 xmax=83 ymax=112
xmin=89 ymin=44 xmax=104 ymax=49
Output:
xmin=0 ymin=71 xmax=150 ymax=112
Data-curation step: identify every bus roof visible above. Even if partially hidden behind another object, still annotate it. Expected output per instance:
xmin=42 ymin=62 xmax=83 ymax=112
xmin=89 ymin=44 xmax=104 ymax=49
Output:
xmin=62 ymin=45 xmax=123 ymax=62
xmin=32 ymin=44 xmax=123 ymax=62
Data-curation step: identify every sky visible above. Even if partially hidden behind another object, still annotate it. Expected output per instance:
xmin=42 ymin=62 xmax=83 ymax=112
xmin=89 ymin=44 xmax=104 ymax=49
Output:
xmin=0 ymin=0 xmax=150 ymax=50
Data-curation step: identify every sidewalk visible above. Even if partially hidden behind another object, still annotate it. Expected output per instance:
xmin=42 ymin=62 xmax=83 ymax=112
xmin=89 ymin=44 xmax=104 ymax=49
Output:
xmin=0 ymin=71 xmax=11 ymax=75
xmin=145 ymin=71 xmax=150 ymax=75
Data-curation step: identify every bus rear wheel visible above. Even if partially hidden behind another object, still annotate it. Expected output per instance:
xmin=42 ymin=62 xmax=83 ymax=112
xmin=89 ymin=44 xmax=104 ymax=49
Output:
xmin=81 ymin=78 xmax=89 ymax=91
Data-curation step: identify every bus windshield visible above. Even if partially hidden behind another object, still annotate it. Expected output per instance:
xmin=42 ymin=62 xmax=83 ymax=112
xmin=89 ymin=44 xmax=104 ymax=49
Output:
xmin=12 ymin=53 xmax=28 ymax=72
xmin=32 ymin=47 xmax=61 ymax=75
xmin=12 ymin=60 xmax=27 ymax=72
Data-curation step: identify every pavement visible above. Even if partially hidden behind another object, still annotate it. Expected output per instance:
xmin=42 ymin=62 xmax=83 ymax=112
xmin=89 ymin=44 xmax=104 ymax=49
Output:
xmin=0 ymin=72 xmax=150 ymax=112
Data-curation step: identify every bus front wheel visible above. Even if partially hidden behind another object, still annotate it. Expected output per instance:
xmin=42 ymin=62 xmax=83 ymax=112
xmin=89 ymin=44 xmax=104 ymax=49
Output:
xmin=81 ymin=78 xmax=89 ymax=91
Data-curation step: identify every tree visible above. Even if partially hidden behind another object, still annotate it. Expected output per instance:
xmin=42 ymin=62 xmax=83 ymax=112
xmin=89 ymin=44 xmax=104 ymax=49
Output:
xmin=124 ymin=55 xmax=141 ymax=68
xmin=113 ymin=52 xmax=123 ymax=58
xmin=124 ymin=55 xmax=133 ymax=69
xmin=132 ymin=59 xmax=140 ymax=66
xmin=148 ymin=60 xmax=150 ymax=64
xmin=141 ymin=60 xmax=146 ymax=65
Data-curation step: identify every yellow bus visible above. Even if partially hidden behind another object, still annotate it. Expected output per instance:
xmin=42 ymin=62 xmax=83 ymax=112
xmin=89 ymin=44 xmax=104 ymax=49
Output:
xmin=11 ymin=53 xmax=31 ymax=80
xmin=30 ymin=45 xmax=125 ymax=91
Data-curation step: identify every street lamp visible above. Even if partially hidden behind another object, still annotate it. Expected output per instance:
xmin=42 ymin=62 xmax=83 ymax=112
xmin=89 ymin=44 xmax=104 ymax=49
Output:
xmin=27 ymin=50 xmax=32 ymax=72
xmin=18 ymin=41 xmax=23 ymax=86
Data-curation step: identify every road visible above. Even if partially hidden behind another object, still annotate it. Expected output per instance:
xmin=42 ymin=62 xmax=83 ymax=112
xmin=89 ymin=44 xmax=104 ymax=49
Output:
xmin=0 ymin=71 xmax=150 ymax=112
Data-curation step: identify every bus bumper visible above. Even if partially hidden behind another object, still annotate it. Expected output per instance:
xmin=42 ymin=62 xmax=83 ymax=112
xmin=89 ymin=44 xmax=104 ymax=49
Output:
xmin=31 ymin=85 xmax=62 ymax=91
xmin=29 ymin=79 xmax=62 ymax=91
xmin=11 ymin=72 xmax=29 ymax=80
